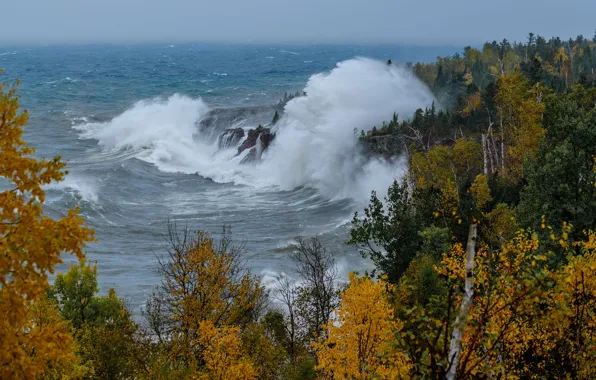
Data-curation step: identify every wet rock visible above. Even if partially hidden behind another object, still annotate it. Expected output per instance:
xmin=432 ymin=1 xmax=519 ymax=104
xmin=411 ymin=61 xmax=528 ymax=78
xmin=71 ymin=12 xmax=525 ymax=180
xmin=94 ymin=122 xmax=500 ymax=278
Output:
xmin=259 ymin=128 xmax=275 ymax=150
xmin=237 ymin=126 xmax=275 ymax=155
xmin=239 ymin=147 xmax=257 ymax=164
xmin=236 ymin=126 xmax=276 ymax=163
xmin=218 ymin=128 xmax=245 ymax=149
xmin=237 ymin=128 xmax=261 ymax=155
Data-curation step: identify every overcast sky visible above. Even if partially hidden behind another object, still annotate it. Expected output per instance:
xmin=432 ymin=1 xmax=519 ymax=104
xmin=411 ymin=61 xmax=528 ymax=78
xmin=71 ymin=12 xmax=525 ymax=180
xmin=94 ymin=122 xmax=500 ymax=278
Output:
xmin=2 ymin=0 xmax=595 ymax=45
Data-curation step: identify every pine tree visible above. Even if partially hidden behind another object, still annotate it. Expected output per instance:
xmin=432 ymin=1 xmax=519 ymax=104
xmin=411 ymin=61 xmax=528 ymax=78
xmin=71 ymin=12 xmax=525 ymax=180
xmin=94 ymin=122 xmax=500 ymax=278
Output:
xmin=271 ymin=110 xmax=280 ymax=125
xmin=529 ymin=57 xmax=544 ymax=84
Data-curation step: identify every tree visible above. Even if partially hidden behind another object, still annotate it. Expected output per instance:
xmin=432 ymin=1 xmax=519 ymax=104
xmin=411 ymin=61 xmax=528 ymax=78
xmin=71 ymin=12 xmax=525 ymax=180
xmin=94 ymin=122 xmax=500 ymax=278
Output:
xmin=495 ymin=73 xmax=544 ymax=181
xmin=272 ymin=237 xmax=339 ymax=377
xmin=518 ymin=85 xmax=596 ymax=250
xmin=290 ymin=237 xmax=340 ymax=341
xmin=196 ymin=321 xmax=257 ymax=380
xmin=529 ymin=57 xmax=544 ymax=84
xmin=240 ymin=321 xmax=289 ymax=380
xmin=0 ymin=76 xmax=94 ymax=378
xmin=271 ymin=111 xmax=280 ymax=125
xmin=349 ymin=180 xmax=423 ymax=282
xmin=539 ymin=234 xmax=596 ymax=377
xmin=50 ymin=261 xmax=141 ymax=379
xmin=24 ymin=296 xmax=88 ymax=379
xmin=144 ymin=224 xmax=265 ymax=373
xmin=50 ymin=260 xmax=99 ymax=329
xmin=526 ymin=33 xmax=536 ymax=61
xmin=445 ymin=224 xmax=477 ymax=380
xmin=313 ymin=273 xmax=411 ymax=379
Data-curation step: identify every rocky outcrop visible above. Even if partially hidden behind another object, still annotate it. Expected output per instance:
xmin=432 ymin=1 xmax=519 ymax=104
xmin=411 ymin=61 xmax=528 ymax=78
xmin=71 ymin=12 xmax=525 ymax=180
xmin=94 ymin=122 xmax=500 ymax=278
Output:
xmin=198 ymin=105 xmax=275 ymax=132
xmin=239 ymin=148 xmax=258 ymax=164
xmin=236 ymin=126 xmax=276 ymax=163
xmin=364 ymin=134 xmax=405 ymax=158
xmin=259 ymin=129 xmax=274 ymax=149
xmin=218 ymin=128 xmax=245 ymax=149
xmin=237 ymin=128 xmax=260 ymax=155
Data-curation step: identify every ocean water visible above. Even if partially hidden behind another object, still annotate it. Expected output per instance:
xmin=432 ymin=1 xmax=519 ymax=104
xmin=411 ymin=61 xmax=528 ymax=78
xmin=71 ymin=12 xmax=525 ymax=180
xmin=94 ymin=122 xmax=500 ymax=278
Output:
xmin=0 ymin=44 xmax=454 ymax=314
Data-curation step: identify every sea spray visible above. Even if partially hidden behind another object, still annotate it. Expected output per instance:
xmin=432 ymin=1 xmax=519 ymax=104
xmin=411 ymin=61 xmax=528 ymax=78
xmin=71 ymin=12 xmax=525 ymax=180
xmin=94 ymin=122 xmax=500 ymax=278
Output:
xmin=75 ymin=58 xmax=436 ymax=203
xmin=258 ymin=57 xmax=434 ymax=201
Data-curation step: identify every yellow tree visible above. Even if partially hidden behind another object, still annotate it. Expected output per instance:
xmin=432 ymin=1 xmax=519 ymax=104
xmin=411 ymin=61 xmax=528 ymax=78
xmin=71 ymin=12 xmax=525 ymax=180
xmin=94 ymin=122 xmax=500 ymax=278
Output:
xmin=501 ymin=229 xmax=596 ymax=379
xmin=554 ymin=234 xmax=596 ymax=377
xmin=0 ymin=76 xmax=94 ymax=378
xmin=195 ymin=321 xmax=257 ymax=380
xmin=495 ymin=73 xmax=544 ymax=180
xmin=437 ymin=223 xmax=596 ymax=379
xmin=26 ymin=296 xmax=89 ymax=379
xmin=144 ymin=225 xmax=265 ymax=376
xmin=410 ymin=139 xmax=483 ymax=224
xmin=313 ymin=273 xmax=411 ymax=379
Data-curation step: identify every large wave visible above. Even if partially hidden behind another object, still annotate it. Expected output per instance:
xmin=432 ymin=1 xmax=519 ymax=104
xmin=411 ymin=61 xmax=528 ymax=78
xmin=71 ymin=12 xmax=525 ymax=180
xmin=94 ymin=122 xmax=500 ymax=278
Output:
xmin=75 ymin=58 xmax=435 ymax=202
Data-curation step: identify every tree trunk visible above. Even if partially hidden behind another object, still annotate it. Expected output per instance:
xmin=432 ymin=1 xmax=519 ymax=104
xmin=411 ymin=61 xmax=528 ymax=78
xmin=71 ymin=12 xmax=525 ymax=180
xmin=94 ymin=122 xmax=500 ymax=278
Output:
xmin=500 ymin=119 xmax=505 ymax=175
xmin=447 ymin=223 xmax=478 ymax=380
xmin=489 ymin=127 xmax=499 ymax=173
xmin=482 ymin=134 xmax=488 ymax=175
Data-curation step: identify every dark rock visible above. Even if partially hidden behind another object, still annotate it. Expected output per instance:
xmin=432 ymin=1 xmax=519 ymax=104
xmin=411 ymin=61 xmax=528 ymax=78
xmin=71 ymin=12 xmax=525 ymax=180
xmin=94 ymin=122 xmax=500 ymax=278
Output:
xmin=198 ymin=105 xmax=274 ymax=132
xmin=218 ymin=128 xmax=245 ymax=149
xmin=259 ymin=128 xmax=275 ymax=150
xmin=236 ymin=126 xmax=276 ymax=163
xmin=239 ymin=147 xmax=257 ymax=164
xmin=237 ymin=127 xmax=262 ymax=155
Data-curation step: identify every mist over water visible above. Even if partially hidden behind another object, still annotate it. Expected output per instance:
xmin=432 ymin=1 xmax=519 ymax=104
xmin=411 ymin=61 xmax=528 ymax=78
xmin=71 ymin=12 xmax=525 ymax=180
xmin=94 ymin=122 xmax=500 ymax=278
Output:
xmin=0 ymin=44 xmax=444 ymax=315
xmin=76 ymin=58 xmax=434 ymax=204
xmin=260 ymin=58 xmax=433 ymax=200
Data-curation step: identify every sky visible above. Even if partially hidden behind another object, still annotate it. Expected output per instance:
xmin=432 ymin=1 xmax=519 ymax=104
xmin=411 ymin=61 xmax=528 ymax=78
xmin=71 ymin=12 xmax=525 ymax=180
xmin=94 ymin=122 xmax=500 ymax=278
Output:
xmin=1 ymin=0 xmax=595 ymax=46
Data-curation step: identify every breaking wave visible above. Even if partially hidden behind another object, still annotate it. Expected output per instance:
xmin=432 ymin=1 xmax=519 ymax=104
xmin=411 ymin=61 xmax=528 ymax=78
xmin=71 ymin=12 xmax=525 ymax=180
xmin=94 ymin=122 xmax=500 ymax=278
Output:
xmin=75 ymin=58 xmax=435 ymax=203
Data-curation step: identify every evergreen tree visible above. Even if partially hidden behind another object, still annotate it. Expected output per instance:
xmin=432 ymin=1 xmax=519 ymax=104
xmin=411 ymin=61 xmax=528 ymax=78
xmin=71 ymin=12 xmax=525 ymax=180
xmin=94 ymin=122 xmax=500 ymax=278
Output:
xmin=349 ymin=180 xmax=423 ymax=282
xmin=518 ymin=86 xmax=596 ymax=253
xmin=271 ymin=110 xmax=280 ymax=125
xmin=529 ymin=57 xmax=544 ymax=84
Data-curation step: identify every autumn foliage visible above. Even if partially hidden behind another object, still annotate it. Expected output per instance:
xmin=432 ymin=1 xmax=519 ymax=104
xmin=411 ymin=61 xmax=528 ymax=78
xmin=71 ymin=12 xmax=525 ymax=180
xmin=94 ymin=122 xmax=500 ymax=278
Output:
xmin=2 ymin=31 xmax=596 ymax=379
xmin=313 ymin=273 xmax=411 ymax=379
xmin=143 ymin=225 xmax=265 ymax=378
xmin=0 ymin=76 xmax=94 ymax=378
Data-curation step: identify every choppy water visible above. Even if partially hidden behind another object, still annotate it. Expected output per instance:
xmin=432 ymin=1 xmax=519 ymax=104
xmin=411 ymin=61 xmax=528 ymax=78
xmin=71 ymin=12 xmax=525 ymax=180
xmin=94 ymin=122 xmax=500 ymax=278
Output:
xmin=0 ymin=44 xmax=453 ymax=314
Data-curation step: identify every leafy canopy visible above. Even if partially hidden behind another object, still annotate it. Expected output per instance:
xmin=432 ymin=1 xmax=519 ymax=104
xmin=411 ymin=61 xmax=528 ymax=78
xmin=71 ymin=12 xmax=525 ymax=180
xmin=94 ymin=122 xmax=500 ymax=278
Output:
xmin=0 ymin=75 xmax=94 ymax=378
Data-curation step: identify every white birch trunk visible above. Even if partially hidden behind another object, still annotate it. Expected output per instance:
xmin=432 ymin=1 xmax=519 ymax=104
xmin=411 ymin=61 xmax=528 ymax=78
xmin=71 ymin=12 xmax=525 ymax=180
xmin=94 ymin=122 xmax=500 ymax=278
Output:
xmin=482 ymin=134 xmax=488 ymax=175
xmin=500 ymin=119 xmax=505 ymax=175
xmin=446 ymin=223 xmax=477 ymax=380
xmin=489 ymin=127 xmax=499 ymax=173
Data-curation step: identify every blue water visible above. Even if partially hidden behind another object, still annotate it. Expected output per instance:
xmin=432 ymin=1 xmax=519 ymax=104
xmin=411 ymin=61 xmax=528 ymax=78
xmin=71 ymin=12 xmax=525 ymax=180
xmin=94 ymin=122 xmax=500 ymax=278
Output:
xmin=0 ymin=44 xmax=456 ymax=315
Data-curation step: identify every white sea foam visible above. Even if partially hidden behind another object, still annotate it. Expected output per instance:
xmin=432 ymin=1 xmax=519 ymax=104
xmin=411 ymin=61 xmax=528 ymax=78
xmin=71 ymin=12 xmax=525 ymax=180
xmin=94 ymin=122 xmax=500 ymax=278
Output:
xmin=46 ymin=174 xmax=100 ymax=203
xmin=75 ymin=58 xmax=435 ymax=204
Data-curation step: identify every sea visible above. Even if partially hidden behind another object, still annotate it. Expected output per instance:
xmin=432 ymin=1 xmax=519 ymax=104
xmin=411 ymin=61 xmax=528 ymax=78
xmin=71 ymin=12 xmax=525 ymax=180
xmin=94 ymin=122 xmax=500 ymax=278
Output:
xmin=0 ymin=43 xmax=457 ymax=315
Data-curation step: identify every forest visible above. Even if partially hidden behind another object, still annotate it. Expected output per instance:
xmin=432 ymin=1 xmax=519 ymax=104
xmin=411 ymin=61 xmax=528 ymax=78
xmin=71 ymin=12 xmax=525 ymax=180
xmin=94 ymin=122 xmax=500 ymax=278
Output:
xmin=1 ymin=31 xmax=596 ymax=379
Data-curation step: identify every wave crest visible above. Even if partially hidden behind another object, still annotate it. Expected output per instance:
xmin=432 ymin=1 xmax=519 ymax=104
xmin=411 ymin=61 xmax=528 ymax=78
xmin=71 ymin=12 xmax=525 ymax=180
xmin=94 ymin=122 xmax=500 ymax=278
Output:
xmin=74 ymin=58 xmax=435 ymax=203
